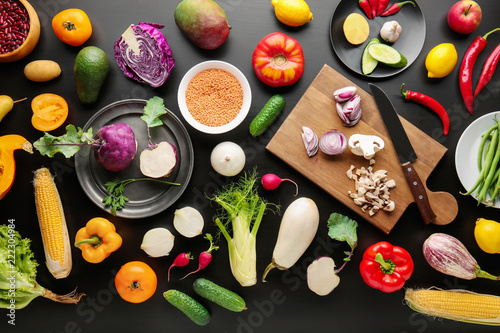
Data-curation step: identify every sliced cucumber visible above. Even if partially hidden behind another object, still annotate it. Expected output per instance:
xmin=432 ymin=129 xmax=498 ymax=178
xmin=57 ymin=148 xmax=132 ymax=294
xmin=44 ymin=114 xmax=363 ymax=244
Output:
xmin=193 ymin=278 xmax=246 ymax=312
xmin=362 ymin=38 xmax=380 ymax=75
xmin=367 ymin=43 xmax=408 ymax=68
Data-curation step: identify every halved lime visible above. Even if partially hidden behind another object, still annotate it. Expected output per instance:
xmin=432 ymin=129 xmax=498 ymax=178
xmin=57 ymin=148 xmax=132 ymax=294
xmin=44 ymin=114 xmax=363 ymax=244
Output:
xmin=362 ymin=38 xmax=380 ymax=75
xmin=367 ymin=43 xmax=408 ymax=68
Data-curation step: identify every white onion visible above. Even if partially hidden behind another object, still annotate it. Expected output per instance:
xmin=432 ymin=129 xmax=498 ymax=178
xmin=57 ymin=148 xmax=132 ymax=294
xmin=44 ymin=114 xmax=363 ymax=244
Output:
xmin=173 ymin=206 xmax=204 ymax=238
xmin=210 ymin=141 xmax=246 ymax=177
xmin=319 ymin=129 xmax=348 ymax=155
xmin=140 ymin=228 xmax=175 ymax=257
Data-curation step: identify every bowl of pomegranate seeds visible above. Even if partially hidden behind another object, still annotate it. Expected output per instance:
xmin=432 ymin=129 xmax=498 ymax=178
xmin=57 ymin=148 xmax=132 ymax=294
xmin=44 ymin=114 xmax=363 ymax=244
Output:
xmin=0 ymin=0 xmax=40 ymax=62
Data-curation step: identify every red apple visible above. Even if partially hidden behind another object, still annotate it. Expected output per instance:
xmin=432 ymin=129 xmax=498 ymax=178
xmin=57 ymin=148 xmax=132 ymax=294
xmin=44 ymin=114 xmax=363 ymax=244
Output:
xmin=447 ymin=0 xmax=482 ymax=34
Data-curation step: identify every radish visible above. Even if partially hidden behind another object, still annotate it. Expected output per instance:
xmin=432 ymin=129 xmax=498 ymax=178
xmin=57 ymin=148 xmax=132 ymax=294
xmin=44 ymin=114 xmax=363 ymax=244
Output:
xmin=262 ymin=197 xmax=319 ymax=282
xmin=180 ymin=234 xmax=219 ymax=280
xmin=307 ymin=257 xmax=340 ymax=296
xmin=168 ymin=252 xmax=193 ymax=281
xmin=139 ymin=96 xmax=178 ymax=178
xmin=34 ymin=123 xmax=137 ymax=172
xmin=261 ymin=173 xmax=298 ymax=196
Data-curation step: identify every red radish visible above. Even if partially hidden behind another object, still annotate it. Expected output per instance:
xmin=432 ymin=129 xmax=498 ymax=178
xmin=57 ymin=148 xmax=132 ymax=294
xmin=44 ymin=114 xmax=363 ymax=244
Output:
xmin=261 ymin=173 xmax=298 ymax=196
xmin=168 ymin=252 xmax=193 ymax=281
xmin=180 ymin=234 xmax=218 ymax=280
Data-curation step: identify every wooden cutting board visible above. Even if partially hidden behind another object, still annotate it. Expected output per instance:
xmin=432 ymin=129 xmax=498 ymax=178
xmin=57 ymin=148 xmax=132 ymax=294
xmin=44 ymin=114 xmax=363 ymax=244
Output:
xmin=267 ymin=65 xmax=458 ymax=234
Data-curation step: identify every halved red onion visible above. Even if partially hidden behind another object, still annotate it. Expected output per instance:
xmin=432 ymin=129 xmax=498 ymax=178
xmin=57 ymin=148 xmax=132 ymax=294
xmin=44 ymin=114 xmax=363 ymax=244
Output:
xmin=319 ymin=129 xmax=347 ymax=155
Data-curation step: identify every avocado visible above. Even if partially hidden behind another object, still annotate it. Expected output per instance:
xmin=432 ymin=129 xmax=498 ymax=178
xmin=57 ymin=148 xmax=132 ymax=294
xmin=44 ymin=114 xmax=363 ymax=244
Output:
xmin=174 ymin=0 xmax=231 ymax=50
xmin=74 ymin=46 xmax=109 ymax=105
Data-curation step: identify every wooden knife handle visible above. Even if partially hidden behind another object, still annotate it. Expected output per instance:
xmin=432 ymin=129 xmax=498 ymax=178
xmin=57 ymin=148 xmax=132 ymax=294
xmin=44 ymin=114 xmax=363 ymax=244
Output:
xmin=401 ymin=161 xmax=436 ymax=224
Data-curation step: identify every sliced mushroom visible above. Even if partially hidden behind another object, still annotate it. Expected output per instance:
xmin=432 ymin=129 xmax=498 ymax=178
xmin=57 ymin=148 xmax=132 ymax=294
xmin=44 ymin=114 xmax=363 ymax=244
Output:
xmin=348 ymin=134 xmax=385 ymax=160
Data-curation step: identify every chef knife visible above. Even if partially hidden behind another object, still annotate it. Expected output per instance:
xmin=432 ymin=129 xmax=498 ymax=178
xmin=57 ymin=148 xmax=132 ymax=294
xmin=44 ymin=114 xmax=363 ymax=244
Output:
xmin=368 ymin=83 xmax=436 ymax=224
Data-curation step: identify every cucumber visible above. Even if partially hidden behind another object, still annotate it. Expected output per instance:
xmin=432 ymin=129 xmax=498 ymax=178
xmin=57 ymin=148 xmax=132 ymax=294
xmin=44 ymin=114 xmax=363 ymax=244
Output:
xmin=249 ymin=94 xmax=286 ymax=137
xmin=193 ymin=278 xmax=246 ymax=312
xmin=367 ymin=43 xmax=408 ymax=68
xmin=362 ymin=38 xmax=380 ymax=75
xmin=163 ymin=289 xmax=211 ymax=326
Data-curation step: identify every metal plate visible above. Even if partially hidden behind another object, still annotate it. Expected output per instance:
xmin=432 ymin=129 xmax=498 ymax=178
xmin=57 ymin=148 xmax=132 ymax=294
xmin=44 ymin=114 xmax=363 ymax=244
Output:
xmin=329 ymin=0 xmax=426 ymax=78
xmin=75 ymin=99 xmax=194 ymax=218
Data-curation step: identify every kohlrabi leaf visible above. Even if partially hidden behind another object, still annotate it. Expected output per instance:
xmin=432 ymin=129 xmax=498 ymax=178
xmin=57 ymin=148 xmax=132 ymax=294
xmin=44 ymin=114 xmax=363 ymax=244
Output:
xmin=34 ymin=124 xmax=92 ymax=158
xmin=327 ymin=213 xmax=358 ymax=251
xmin=141 ymin=96 xmax=167 ymax=128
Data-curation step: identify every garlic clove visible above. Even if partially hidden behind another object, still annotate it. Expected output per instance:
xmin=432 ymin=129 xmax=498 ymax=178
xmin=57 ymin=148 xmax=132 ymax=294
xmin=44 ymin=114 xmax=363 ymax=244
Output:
xmin=141 ymin=227 xmax=175 ymax=257
xmin=173 ymin=206 xmax=204 ymax=238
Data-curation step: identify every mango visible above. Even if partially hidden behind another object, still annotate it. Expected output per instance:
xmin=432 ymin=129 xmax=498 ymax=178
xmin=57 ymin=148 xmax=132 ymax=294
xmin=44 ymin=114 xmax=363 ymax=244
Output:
xmin=174 ymin=0 xmax=231 ymax=50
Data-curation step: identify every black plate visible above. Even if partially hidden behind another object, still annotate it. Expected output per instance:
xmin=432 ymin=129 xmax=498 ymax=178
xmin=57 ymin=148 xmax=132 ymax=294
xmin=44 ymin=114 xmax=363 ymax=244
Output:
xmin=330 ymin=0 xmax=426 ymax=77
xmin=75 ymin=99 xmax=194 ymax=218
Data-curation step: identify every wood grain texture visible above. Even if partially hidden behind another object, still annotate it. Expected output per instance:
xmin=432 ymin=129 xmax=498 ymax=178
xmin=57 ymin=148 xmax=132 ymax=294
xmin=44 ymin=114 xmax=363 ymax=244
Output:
xmin=266 ymin=65 xmax=458 ymax=234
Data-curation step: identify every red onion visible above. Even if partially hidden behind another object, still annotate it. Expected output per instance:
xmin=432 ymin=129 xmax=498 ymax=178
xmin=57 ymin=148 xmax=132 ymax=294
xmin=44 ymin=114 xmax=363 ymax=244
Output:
xmin=333 ymin=86 xmax=357 ymax=103
xmin=423 ymin=233 xmax=499 ymax=281
xmin=301 ymin=126 xmax=318 ymax=157
xmin=319 ymin=129 xmax=347 ymax=155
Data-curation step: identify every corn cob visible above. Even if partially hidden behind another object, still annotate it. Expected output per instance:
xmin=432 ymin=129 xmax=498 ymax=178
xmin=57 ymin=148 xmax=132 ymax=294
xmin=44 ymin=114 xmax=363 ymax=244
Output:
xmin=405 ymin=288 xmax=500 ymax=326
xmin=33 ymin=167 xmax=72 ymax=279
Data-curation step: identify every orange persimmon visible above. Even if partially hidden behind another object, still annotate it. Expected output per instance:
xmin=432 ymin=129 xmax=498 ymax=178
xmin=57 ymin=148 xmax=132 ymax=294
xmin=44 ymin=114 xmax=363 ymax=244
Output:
xmin=31 ymin=93 xmax=68 ymax=132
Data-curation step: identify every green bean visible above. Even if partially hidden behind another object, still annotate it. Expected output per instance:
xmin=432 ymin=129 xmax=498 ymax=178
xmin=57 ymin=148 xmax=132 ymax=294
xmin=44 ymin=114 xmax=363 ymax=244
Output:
xmin=488 ymin=167 xmax=500 ymax=205
xmin=462 ymin=127 xmax=499 ymax=196
xmin=477 ymin=125 xmax=496 ymax=170
xmin=477 ymin=119 xmax=500 ymax=204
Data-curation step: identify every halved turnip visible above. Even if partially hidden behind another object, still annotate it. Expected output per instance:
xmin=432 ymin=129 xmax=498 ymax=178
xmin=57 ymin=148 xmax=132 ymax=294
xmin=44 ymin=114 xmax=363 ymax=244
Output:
xmin=140 ymin=141 xmax=178 ymax=178
xmin=139 ymin=96 xmax=179 ymax=178
xmin=307 ymin=257 xmax=340 ymax=296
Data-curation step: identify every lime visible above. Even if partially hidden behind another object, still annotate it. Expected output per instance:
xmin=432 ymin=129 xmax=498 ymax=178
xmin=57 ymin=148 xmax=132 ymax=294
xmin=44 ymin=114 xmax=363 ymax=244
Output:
xmin=362 ymin=38 xmax=380 ymax=75
xmin=367 ymin=43 xmax=407 ymax=68
xmin=271 ymin=0 xmax=313 ymax=27
xmin=425 ymin=43 xmax=458 ymax=78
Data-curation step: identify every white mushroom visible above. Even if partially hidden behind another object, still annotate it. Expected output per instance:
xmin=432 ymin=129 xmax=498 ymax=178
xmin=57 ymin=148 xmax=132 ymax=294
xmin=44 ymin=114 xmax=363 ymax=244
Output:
xmin=348 ymin=134 xmax=385 ymax=160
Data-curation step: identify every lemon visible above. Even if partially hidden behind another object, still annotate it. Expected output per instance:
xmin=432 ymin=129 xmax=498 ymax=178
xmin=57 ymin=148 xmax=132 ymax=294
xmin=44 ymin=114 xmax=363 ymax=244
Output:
xmin=425 ymin=43 xmax=458 ymax=78
xmin=271 ymin=0 xmax=313 ymax=27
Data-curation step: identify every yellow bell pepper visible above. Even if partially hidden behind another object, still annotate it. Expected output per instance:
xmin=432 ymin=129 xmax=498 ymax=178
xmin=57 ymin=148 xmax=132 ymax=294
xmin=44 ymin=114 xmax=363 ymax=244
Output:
xmin=474 ymin=218 xmax=500 ymax=254
xmin=74 ymin=217 xmax=122 ymax=263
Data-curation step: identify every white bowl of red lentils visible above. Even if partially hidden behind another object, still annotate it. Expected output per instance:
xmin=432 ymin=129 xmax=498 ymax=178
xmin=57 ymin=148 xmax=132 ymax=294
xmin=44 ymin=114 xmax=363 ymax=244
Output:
xmin=178 ymin=60 xmax=252 ymax=134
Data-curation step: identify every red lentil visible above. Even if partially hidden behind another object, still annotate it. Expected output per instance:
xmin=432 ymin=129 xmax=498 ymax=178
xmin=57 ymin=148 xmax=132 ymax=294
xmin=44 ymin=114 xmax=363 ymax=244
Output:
xmin=185 ymin=69 xmax=243 ymax=127
xmin=0 ymin=0 xmax=30 ymax=54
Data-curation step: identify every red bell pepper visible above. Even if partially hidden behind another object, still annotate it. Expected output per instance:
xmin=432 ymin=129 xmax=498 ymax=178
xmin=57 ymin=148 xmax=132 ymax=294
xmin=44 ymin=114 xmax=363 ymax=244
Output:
xmin=252 ymin=32 xmax=305 ymax=87
xmin=359 ymin=241 xmax=414 ymax=293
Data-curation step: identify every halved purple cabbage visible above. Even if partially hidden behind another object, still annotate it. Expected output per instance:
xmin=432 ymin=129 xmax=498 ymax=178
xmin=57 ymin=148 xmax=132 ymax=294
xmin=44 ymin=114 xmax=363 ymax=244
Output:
xmin=114 ymin=22 xmax=175 ymax=88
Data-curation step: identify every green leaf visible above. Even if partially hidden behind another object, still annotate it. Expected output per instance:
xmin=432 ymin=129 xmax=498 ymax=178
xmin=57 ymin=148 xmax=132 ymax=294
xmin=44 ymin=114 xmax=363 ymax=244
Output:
xmin=33 ymin=124 xmax=92 ymax=158
xmin=140 ymin=96 xmax=167 ymax=128
xmin=327 ymin=213 xmax=358 ymax=250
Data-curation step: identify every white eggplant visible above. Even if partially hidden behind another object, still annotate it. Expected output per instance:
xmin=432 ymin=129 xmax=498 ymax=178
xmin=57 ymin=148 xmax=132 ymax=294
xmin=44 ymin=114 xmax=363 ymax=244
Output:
xmin=262 ymin=197 xmax=319 ymax=282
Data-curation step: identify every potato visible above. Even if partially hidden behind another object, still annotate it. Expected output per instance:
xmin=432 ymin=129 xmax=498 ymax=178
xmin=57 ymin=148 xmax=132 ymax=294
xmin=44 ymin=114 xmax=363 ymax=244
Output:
xmin=343 ymin=13 xmax=370 ymax=45
xmin=24 ymin=60 xmax=62 ymax=82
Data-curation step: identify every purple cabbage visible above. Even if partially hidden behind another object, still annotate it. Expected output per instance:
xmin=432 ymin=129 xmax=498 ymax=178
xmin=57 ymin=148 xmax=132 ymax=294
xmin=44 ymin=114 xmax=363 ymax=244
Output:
xmin=114 ymin=22 xmax=175 ymax=88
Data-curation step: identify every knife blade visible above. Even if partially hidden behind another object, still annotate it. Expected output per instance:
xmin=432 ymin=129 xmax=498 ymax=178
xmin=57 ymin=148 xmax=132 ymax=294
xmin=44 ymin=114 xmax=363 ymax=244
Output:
xmin=369 ymin=83 xmax=436 ymax=224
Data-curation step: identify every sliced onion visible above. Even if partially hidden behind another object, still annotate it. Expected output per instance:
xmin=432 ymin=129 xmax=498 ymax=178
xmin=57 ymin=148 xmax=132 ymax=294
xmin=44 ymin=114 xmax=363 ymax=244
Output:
xmin=319 ymin=129 xmax=347 ymax=155
xmin=301 ymin=126 xmax=319 ymax=157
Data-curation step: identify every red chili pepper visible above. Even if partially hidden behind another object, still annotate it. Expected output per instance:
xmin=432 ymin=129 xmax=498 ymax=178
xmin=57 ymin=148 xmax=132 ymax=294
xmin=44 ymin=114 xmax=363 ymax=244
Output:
xmin=380 ymin=1 xmax=415 ymax=17
xmin=474 ymin=43 xmax=500 ymax=98
xmin=359 ymin=241 xmax=414 ymax=293
xmin=460 ymin=28 xmax=500 ymax=114
xmin=376 ymin=0 xmax=390 ymax=16
xmin=359 ymin=0 xmax=372 ymax=19
xmin=401 ymin=83 xmax=450 ymax=136
xmin=368 ymin=0 xmax=378 ymax=18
